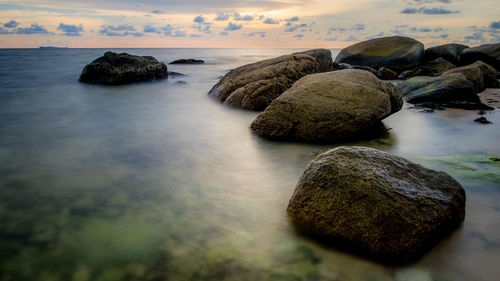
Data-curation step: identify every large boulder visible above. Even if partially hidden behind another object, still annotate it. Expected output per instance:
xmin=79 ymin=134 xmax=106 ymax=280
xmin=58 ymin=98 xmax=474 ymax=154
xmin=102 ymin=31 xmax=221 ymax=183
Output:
xmin=397 ymin=73 xmax=484 ymax=109
xmin=460 ymin=43 xmax=500 ymax=70
xmin=250 ymin=70 xmax=402 ymax=143
xmin=79 ymin=52 xmax=168 ymax=85
xmin=208 ymin=49 xmax=339 ymax=111
xmin=424 ymin=43 xmax=469 ymax=65
xmin=443 ymin=60 xmax=499 ymax=92
xmin=287 ymin=146 xmax=466 ymax=263
xmin=334 ymin=36 xmax=424 ymax=73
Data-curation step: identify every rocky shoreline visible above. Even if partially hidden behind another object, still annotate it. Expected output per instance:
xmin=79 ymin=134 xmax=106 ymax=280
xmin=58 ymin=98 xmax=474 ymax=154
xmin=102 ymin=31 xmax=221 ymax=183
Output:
xmin=77 ymin=36 xmax=499 ymax=264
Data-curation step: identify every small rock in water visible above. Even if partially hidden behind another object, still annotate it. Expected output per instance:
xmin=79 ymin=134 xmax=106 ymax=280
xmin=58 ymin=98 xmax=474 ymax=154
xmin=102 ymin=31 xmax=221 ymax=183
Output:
xmin=478 ymin=110 xmax=486 ymax=115
xmin=474 ymin=117 xmax=491 ymax=124
xmin=175 ymin=80 xmax=188 ymax=85
xmin=168 ymin=71 xmax=186 ymax=77
xmin=419 ymin=109 xmax=434 ymax=113
xmin=489 ymin=156 xmax=500 ymax=162
xmin=169 ymin=59 xmax=204 ymax=64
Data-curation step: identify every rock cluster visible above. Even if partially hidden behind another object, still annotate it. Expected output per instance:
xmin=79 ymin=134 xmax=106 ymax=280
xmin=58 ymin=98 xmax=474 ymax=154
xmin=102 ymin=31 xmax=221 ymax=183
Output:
xmin=250 ymin=70 xmax=402 ymax=143
xmin=208 ymin=49 xmax=339 ymax=111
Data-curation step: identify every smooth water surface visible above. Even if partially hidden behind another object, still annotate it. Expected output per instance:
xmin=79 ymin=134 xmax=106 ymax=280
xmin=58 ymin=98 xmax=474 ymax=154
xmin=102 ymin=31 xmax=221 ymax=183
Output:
xmin=0 ymin=48 xmax=499 ymax=281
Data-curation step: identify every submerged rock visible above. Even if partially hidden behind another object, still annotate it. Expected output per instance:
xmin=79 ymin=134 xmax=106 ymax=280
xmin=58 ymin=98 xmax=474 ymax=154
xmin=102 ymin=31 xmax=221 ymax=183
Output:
xmin=460 ymin=43 xmax=500 ymax=70
xmin=334 ymin=36 xmax=424 ymax=72
xmin=169 ymin=59 xmax=205 ymax=64
xmin=424 ymin=43 xmax=469 ymax=65
xmin=79 ymin=52 xmax=168 ymax=85
xmin=287 ymin=146 xmax=466 ymax=263
xmin=208 ymin=49 xmax=337 ymax=111
xmin=250 ymin=69 xmax=402 ymax=143
xmin=474 ymin=117 xmax=491 ymax=124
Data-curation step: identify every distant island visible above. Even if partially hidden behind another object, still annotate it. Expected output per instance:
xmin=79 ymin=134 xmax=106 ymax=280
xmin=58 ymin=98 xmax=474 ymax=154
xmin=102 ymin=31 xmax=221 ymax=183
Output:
xmin=39 ymin=46 xmax=68 ymax=49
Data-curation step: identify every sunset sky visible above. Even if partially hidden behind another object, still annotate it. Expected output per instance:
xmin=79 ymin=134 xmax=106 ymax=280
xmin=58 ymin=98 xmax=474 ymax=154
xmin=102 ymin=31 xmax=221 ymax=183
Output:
xmin=0 ymin=0 xmax=498 ymax=48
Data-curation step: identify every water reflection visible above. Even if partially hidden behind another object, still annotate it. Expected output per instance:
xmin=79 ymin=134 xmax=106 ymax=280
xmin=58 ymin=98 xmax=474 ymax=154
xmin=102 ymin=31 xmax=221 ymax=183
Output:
xmin=0 ymin=49 xmax=499 ymax=281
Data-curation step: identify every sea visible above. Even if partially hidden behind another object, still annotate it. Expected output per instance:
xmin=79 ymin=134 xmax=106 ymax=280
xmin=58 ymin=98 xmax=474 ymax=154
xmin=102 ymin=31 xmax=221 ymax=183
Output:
xmin=0 ymin=48 xmax=499 ymax=281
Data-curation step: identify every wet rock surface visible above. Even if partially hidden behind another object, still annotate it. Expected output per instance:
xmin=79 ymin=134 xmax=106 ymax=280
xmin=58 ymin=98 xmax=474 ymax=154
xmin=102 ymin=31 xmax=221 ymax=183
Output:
xmin=287 ymin=146 xmax=466 ymax=263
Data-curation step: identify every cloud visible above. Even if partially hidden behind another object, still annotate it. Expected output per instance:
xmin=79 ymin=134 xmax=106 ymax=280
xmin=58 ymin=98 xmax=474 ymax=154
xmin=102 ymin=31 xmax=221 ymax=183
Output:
xmin=263 ymin=18 xmax=279 ymax=24
xmin=215 ymin=11 xmax=231 ymax=21
xmin=345 ymin=35 xmax=358 ymax=41
xmin=161 ymin=24 xmax=186 ymax=37
xmin=151 ymin=9 xmax=165 ymax=14
xmin=57 ymin=23 xmax=83 ymax=36
xmin=99 ymin=24 xmax=142 ymax=37
xmin=401 ymin=7 xmax=459 ymax=14
xmin=327 ymin=23 xmax=364 ymax=35
xmin=490 ymin=21 xmax=500 ymax=29
xmin=4 ymin=19 xmax=19 ymax=28
xmin=293 ymin=34 xmax=303 ymax=38
xmin=324 ymin=37 xmax=337 ymax=41
xmin=143 ymin=25 xmax=160 ymax=33
xmin=15 ymin=23 xmax=53 ymax=35
xmin=366 ymin=32 xmax=385 ymax=39
xmin=246 ymin=31 xmax=266 ymax=37
xmin=234 ymin=13 xmax=254 ymax=21
xmin=190 ymin=34 xmax=202 ymax=38
xmin=0 ymin=27 xmax=9 ymax=34
xmin=351 ymin=23 xmax=365 ymax=31
xmin=224 ymin=22 xmax=242 ymax=31
xmin=193 ymin=15 xmax=206 ymax=23
xmin=285 ymin=23 xmax=308 ymax=32
xmin=219 ymin=31 xmax=229 ymax=36
xmin=464 ymin=32 xmax=485 ymax=42
xmin=286 ymin=16 xmax=299 ymax=22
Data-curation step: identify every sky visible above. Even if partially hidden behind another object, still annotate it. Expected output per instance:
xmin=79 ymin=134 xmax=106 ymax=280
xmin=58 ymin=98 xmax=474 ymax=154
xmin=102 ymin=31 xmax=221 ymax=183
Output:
xmin=0 ymin=0 xmax=498 ymax=48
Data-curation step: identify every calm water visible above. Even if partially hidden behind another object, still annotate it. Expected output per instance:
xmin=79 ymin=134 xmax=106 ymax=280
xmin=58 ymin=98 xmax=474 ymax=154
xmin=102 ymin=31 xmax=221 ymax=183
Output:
xmin=0 ymin=48 xmax=499 ymax=281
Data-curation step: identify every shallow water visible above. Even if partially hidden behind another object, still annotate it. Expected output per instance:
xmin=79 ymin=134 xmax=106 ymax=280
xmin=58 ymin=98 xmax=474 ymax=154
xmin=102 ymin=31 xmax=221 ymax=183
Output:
xmin=0 ymin=48 xmax=499 ymax=281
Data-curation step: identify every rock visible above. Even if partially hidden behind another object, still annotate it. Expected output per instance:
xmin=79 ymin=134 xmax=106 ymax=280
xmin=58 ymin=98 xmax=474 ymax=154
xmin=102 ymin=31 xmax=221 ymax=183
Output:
xmin=490 ymin=156 xmax=500 ymax=161
xmin=398 ymin=68 xmax=426 ymax=80
xmin=287 ymin=146 xmax=466 ymax=263
xmin=334 ymin=36 xmax=424 ymax=72
xmin=250 ymin=69 xmax=402 ymax=143
xmin=443 ymin=61 xmax=499 ymax=92
xmin=460 ymin=43 xmax=500 ymax=70
xmin=377 ymin=67 xmax=398 ymax=80
xmin=420 ymin=57 xmax=456 ymax=74
xmin=169 ymin=59 xmax=204 ymax=64
xmin=168 ymin=71 xmax=186 ymax=77
xmin=175 ymin=81 xmax=188 ymax=85
xmin=398 ymin=58 xmax=456 ymax=80
xmin=79 ymin=52 xmax=168 ymax=85
xmin=208 ymin=49 xmax=338 ymax=111
xmin=424 ymin=43 xmax=469 ymax=65
xmin=474 ymin=117 xmax=491 ymax=124
xmin=352 ymin=65 xmax=378 ymax=76
xmin=397 ymin=73 xmax=485 ymax=109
